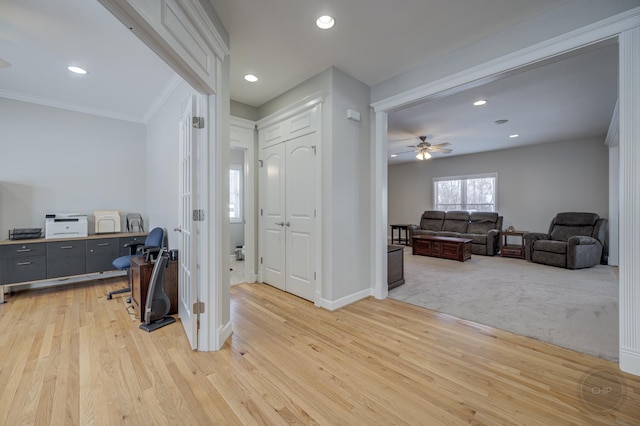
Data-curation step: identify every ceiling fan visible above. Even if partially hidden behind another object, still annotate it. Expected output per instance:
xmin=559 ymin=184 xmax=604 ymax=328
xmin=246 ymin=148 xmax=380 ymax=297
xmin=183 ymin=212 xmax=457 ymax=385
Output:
xmin=393 ymin=135 xmax=453 ymax=160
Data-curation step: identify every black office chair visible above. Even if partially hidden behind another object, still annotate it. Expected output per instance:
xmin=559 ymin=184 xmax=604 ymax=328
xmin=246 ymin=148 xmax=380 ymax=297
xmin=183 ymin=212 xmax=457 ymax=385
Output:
xmin=106 ymin=227 xmax=165 ymax=300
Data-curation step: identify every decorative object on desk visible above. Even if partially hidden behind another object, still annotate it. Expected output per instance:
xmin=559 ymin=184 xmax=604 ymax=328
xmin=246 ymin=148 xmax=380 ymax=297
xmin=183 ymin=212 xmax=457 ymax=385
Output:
xmin=139 ymin=248 xmax=176 ymax=332
xmin=8 ymin=228 xmax=42 ymax=240
xmin=94 ymin=210 xmax=121 ymax=233
xmin=507 ymin=225 xmax=515 ymax=232
xmin=126 ymin=213 xmax=144 ymax=233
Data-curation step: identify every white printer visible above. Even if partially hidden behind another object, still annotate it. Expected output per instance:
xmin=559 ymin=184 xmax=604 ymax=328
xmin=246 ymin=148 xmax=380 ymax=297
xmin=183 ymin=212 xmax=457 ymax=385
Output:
xmin=45 ymin=213 xmax=88 ymax=239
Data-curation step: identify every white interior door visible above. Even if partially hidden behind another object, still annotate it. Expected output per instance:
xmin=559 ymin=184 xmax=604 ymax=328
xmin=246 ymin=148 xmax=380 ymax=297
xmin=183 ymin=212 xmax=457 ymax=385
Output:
xmin=177 ymin=95 xmax=198 ymax=350
xmin=260 ymin=143 xmax=286 ymax=290
xmin=284 ymin=134 xmax=316 ymax=301
xmin=259 ymin=134 xmax=316 ymax=302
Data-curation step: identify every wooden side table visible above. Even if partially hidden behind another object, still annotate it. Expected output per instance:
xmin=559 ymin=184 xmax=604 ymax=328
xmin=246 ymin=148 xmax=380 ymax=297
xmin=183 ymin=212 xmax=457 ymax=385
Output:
xmin=390 ymin=224 xmax=410 ymax=245
xmin=499 ymin=231 xmax=528 ymax=259
xmin=130 ymin=256 xmax=178 ymax=321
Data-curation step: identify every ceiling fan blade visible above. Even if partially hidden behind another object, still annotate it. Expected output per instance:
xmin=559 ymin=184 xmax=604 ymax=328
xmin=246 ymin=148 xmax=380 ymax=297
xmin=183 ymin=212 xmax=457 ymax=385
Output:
xmin=390 ymin=137 xmax=416 ymax=143
xmin=430 ymin=142 xmax=451 ymax=148
xmin=430 ymin=148 xmax=453 ymax=153
xmin=394 ymin=150 xmax=418 ymax=155
xmin=406 ymin=145 xmax=419 ymax=148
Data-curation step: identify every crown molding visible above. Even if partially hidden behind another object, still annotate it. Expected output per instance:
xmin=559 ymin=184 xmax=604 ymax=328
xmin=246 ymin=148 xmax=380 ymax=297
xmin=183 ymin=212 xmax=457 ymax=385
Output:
xmin=0 ymin=89 xmax=145 ymax=123
xmin=143 ymin=74 xmax=184 ymax=123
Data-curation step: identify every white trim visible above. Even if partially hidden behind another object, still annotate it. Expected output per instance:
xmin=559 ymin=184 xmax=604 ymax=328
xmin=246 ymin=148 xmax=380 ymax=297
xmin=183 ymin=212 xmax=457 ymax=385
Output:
xmin=143 ymin=75 xmax=183 ymax=123
xmin=319 ymin=288 xmax=373 ymax=311
xmin=372 ymin=110 xmax=388 ymax=300
xmin=605 ymin=100 xmax=620 ymax=148
xmin=230 ymin=116 xmax=256 ymax=130
xmin=230 ymin=116 xmax=257 ymax=285
xmin=619 ymin=25 xmax=640 ymax=376
xmin=371 ymin=7 xmax=640 ymax=113
xmin=184 ymin=0 xmax=230 ymax=59
xmin=256 ymin=91 xmax=327 ymax=129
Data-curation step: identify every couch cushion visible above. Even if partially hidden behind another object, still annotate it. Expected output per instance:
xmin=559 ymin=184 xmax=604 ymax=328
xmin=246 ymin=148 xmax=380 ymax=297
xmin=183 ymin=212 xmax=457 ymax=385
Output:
xmin=550 ymin=225 xmax=594 ymax=242
xmin=460 ymin=233 xmax=487 ymax=244
xmin=533 ymin=240 xmax=567 ymax=254
xmin=468 ymin=212 xmax=499 ymax=233
xmin=554 ymin=212 xmax=599 ymax=227
xmin=419 ymin=210 xmax=445 ymax=231
xmin=442 ymin=211 xmax=469 ymax=233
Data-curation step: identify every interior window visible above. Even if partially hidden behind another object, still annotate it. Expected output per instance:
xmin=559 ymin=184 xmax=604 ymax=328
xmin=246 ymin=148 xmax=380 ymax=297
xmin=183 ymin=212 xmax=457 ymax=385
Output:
xmin=433 ymin=173 xmax=497 ymax=212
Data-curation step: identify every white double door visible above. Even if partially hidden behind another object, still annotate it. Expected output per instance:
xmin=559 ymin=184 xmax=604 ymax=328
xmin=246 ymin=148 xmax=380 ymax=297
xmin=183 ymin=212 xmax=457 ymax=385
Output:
xmin=260 ymin=133 xmax=316 ymax=302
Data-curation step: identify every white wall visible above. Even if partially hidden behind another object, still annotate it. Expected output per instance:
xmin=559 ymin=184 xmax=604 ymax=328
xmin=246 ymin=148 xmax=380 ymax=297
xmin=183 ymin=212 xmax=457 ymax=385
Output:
xmin=0 ymin=98 xmax=146 ymax=237
xmin=145 ymin=80 xmax=194 ymax=250
xmin=389 ymin=137 xmax=609 ymax=235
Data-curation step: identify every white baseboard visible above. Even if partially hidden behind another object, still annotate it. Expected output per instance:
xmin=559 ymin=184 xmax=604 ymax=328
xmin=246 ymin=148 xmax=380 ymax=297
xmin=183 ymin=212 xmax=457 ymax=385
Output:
xmin=217 ymin=320 xmax=233 ymax=349
xmin=319 ymin=288 xmax=373 ymax=311
xmin=620 ymin=348 xmax=640 ymax=376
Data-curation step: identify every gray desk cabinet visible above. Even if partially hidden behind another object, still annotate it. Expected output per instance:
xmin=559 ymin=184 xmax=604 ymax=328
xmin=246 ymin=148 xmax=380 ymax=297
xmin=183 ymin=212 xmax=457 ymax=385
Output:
xmin=86 ymin=238 xmax=120 ymax=273
xmin=119 ymin=235 xmax=147 ymax=256
xmin=0 ymin=243 xmax=47 ymax=284
xmin=47 ymin=241 xmax=86 ymax=279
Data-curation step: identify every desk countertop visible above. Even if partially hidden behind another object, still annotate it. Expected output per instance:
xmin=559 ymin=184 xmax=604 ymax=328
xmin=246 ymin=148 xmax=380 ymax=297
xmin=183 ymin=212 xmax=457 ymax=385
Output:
xmin=0 ymin=231 xmax=148 ymax=246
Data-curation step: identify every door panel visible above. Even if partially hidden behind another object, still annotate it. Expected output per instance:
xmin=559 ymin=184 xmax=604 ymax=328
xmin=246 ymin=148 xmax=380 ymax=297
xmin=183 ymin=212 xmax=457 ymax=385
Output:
xmin=260 ymin=144 xmax=286 ymax=290
xmin=285 ymin=133 xmax=315 ymax=301
xmin=178 ymin=95 xmax=198 ymax=350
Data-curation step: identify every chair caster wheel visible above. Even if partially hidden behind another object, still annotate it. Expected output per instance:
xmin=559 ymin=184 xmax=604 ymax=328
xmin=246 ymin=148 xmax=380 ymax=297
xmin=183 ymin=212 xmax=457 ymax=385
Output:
xmin=106 ymin=294 xmax=112 ymax=300
xmin=126 ymin=297 xmax=131 ymax=304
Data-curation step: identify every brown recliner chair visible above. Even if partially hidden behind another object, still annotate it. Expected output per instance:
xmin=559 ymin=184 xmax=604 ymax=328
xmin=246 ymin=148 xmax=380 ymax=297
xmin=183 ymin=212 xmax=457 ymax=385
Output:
xmin=524 ymin=212 xmax=607 ymax=269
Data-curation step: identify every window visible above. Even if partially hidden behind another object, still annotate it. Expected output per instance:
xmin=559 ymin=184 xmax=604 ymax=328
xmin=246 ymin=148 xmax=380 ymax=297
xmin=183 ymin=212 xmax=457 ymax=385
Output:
xmin=229 ymin=164 xmax=243 ymax=222
xmin=433 ymin=173 xmax=497 ymax=212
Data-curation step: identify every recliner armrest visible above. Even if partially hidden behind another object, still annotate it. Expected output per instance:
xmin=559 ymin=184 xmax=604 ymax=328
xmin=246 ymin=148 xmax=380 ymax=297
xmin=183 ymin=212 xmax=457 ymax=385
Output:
xmin=568 ymin=235 xmax=598 ymax=246
xmin=523 ymin=232 xmax=550 ymax=260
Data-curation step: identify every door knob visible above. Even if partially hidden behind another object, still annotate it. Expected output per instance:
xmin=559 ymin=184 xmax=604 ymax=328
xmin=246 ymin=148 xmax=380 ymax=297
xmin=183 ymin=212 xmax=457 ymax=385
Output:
xmin=275 ymin=222 xmax=285 ymax=226
xmin=285 ymin=222 xmax=291 ymax=227
xmin=174 ymin=227 xmax=183 ymax=233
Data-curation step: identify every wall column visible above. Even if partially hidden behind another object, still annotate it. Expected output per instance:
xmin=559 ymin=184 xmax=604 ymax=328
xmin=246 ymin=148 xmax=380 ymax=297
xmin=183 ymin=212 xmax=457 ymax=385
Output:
xmin=619 ymin=25 xmax=640 ymax=375
xmin=372 ymin=110 xmax=388 ymax=299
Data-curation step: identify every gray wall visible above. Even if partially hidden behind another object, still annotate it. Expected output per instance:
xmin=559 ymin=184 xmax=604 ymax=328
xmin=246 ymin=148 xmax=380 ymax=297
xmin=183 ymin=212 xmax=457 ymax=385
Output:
xmin=0 ymin=97 xmax=146 ymax=237
xmin=230 ymin=100 xmax=258 ymax=122
xmin=388 ymin=137 xmax=609 ymax=235
xmin=229 ymin=147 xmax=244 ymax=255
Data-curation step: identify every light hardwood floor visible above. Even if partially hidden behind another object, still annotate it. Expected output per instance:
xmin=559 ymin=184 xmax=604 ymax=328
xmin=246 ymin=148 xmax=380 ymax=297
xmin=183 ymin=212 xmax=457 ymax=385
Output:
xmin=0 ymin=278 xmax=638 ymax=425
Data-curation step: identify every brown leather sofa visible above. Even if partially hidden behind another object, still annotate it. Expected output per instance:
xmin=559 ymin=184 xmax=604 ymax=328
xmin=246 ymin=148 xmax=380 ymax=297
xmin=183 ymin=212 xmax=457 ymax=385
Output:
xmin=408 ymin=210 xmax=503 ymax=256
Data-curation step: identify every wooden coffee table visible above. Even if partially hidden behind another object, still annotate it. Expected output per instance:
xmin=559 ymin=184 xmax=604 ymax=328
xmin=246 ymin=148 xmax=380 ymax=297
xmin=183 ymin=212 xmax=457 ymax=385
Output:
xmin=412 ymin=235 xmax=472 ymax=262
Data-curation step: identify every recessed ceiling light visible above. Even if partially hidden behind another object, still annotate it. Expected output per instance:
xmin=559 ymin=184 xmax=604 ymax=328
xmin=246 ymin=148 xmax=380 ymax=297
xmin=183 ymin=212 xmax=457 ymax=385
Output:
xmin=67 ymin=66 xmax=88 ymax=75
xmin=390 ymin=154 xmax=398 ymax=158
xmin=244 ymin=74 xmax=258 ymax=83
xmin=316 ymin=15 xmax=335 ymax=30
xmin=473 ymin=100 xmax=487 ymax=106
xmin=509 ymin=134 xmax=520 ymax=138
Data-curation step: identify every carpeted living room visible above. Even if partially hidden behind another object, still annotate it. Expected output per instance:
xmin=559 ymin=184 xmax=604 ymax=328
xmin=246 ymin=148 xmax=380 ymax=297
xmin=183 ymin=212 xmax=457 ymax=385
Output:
xmin=386 ymin=136 xmax=617 ymax=362
xmin=389 ymin=246 xmax=618 ymax=361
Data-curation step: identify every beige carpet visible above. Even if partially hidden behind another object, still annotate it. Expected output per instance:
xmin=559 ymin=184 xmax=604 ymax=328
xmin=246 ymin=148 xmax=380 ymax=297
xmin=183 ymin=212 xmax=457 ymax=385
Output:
xmin=389 ymin=247 xmax=619 ymax=361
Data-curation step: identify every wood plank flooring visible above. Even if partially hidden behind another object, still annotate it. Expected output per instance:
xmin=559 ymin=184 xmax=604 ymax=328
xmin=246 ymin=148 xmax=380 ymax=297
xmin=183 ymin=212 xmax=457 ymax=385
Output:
xmin=0 ymin=278 xmax=639 ymax=425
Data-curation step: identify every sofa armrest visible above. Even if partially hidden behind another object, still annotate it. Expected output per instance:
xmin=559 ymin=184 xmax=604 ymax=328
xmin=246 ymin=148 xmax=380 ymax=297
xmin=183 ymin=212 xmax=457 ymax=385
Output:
xmin=408 ymin=224 xmax=420 ymax=243
xmin=486 ymin=228 xmax=500 ymax=255
xmin=568 ymin=235 xmax=598 ymax=246
xmin=523 ymin=232 xmax=549 ymax=260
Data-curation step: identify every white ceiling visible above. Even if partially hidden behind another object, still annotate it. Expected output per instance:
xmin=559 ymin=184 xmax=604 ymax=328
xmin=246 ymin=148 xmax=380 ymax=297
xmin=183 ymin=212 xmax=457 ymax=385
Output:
xmin=0 ymin=0 xmax=620 ymax=159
